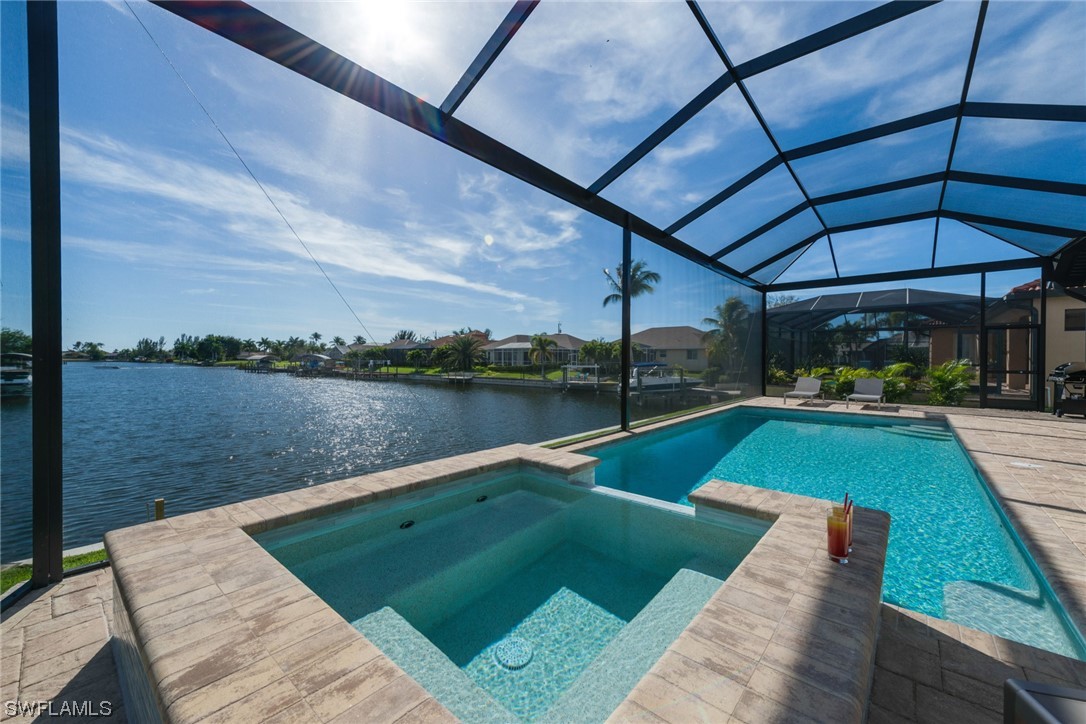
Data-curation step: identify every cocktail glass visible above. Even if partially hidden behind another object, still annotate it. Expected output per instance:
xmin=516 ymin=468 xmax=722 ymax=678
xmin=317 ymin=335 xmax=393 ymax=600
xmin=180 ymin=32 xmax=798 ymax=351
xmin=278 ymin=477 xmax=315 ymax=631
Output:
xmin=827 ymin=513 xmax=849 ymax=564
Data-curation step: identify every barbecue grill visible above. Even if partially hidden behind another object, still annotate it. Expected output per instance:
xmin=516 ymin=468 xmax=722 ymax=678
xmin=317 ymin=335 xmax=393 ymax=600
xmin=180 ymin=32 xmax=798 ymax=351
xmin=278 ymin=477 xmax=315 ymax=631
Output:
xmin=1048 ymin=362 xmax=1086 ymax=417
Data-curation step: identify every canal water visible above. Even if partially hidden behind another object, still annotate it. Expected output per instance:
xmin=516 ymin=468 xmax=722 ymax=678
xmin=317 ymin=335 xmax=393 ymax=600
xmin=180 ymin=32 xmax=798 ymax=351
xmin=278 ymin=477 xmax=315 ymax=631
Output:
xmin=0 ymin=363 xmax=620 ymax=562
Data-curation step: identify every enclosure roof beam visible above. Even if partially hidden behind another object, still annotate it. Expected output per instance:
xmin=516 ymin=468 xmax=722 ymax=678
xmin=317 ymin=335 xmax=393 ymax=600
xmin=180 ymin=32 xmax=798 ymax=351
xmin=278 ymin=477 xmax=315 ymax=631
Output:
xmin=151 ymin=0 xmax=751 ymax=284
xmin=440 ymin=1 xmax=537 ymax=116
xmin=688 ymin=0 xmax=838 ymax=276
xmin=743 ymin=207 xmax=1073 ymax=279
xmin=932 ymin=0 xmax=988 ymax=267
xmin=711 ymin=171 xmax=1082 ymax=263
xmin=588 ymin=0 xmax=937 ymax=195
xmin=683 ymin=99 xmax=1085 ymax=232
xmin=761 ymin=256 xmax=1046 ymax=293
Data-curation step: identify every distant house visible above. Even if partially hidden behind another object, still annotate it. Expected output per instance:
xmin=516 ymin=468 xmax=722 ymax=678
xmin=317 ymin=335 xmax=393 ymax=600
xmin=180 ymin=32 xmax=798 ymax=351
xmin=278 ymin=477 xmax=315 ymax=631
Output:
xmin=429 ymin=330 xmax=490 ymax=349
xmin=325 ymin=344 xmax=351 ymax=360
xmin=384 ymin=338 xmax=428 ymax=366
xmin=484 ymin=334 xmax=586 ymax=366
xmin=929 ymin=279 xmax=1086 ymax=393
xmin=627 ymin=326 xmax=708 ymax=372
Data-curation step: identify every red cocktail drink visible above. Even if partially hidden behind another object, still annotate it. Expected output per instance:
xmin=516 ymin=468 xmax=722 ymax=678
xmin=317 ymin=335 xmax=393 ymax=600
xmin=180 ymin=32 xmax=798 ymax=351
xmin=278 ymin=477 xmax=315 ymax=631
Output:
xmin=827 ymin=513 xmax=849 ymax=563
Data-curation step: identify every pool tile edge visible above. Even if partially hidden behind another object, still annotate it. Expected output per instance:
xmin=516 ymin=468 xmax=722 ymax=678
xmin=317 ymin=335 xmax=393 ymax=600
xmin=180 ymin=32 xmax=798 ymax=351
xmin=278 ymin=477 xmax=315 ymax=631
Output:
xmin=609 ymin=480 xmax=889 ymax=724
xmin=105 ymin=444 xmax=602 ymax=723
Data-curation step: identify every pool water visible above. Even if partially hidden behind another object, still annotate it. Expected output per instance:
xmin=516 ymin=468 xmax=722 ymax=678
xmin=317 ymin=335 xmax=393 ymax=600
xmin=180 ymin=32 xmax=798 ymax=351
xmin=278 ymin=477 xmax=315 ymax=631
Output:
xmin=591 ymin=407 xmax=1086 ymax=660
xmin=258 ymin=473 xmax=764 ymax=721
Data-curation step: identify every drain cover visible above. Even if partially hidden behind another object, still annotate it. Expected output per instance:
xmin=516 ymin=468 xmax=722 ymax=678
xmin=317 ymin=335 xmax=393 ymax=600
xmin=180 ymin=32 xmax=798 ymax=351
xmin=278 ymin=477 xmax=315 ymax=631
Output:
xmin=492 ymin=637 xmax=533 ymax=670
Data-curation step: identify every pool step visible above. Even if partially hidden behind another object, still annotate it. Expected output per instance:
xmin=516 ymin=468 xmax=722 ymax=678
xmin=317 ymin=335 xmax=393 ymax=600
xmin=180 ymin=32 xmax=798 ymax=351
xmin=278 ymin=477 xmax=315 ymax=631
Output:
xmin=942 ymin=580 xmax=1078 ymax=657
xmin=880 ymin=425 xmax=954 ymax=441
xmin=539 ymin=565 xmax=726 ymax=723
xmin=353 ymin=607 xmax=516 ymax=723
xmin=298 ymin=490 xmax=566 ymax=626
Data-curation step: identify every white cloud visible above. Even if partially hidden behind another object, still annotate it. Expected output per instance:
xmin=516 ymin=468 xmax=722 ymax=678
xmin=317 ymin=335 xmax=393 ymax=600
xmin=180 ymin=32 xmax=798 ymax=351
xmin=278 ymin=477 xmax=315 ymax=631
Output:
xmin=64 ymin=235 xmax=297 ymax=275
xmin=699 ymin=1 xmax=884 ymax=66
xmin=743 ymin=2 xmax=977 ymax=138
xmin=968 ymin=2 xmax=1085 ymax=105
xmin=455 ymin=1 xmax=726 ymax=183
xmin=1 ymin=107 xmax=30 ymax=167
xmin=57 ymin=124 xmax=582 ymax=327
xmin=654 ymin=130 xmax=719 ymax=165
xmin=455 ymin=171 xmax=582 ymax=269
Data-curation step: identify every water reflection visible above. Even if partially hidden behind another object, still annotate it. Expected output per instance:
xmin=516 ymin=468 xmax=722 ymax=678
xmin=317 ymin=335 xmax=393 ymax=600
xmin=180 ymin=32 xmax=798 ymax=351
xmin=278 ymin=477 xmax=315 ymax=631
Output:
xmin=0 ymin=363 xmax=618 ymax=561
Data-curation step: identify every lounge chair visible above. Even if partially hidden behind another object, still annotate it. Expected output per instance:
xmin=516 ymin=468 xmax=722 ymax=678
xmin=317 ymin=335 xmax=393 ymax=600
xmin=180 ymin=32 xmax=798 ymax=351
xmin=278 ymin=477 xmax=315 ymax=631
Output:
xmin=783 ymin=376 xmax=822 ymax=405
xmin=847 ymin=378 xmax=885 ymax=410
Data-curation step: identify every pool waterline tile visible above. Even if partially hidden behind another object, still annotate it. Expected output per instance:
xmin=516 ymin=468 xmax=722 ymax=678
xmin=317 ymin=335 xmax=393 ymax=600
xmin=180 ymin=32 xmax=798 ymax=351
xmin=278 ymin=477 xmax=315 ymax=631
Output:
xmin=104 ymin=444 xmax=883 ymax=723
xmin=587 ymin=399 xmax=1085 ymax=659
xmin=97 ymin=401 xmax=1086 ymax=723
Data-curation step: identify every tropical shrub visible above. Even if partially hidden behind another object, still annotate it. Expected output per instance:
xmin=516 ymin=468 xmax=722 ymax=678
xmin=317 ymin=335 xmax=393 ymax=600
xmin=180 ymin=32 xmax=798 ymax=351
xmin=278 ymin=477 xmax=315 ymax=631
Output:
xmin=832 ymin=366 xmax=875 ymax=399
xmin=926 ymin=359 xmax=973 ymax=406
xmin=766 ymin=365 xmax=791 ymax=385
xmin=876 ymin=362 xmax=916 ymax=403
xmin=794 ymin=366 xmax=833 ymax=379
xmin=579 ymin=338 xmax=622 ymax=375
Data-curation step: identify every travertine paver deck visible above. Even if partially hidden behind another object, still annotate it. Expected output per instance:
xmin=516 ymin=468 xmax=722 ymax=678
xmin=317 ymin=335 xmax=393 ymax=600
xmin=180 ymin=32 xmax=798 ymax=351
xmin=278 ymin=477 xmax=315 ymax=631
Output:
xmin=0 ymin=567 xmax=125 ymax=722
xmin=104 ymin=443 xmax=594 ymax=723
xmin=5 ymin=399 xmax=1085 ymax=723
xmin=608 ymin=481 xmax=889 ymax=723
xmin=869 ymin=603 xmax=1086 ymax=723
xmin=575 ymin=397 xmax=1086 ymax=722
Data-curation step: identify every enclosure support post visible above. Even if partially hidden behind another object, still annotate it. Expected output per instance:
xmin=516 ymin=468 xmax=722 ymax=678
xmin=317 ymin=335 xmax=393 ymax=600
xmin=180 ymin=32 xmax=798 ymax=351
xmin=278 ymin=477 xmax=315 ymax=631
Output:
xmin=27 ymin=0 xmax=64 ymax=587
xmin=760 ymin=292 xmax=768 ymax=396
xmin=620 ymin=223 xmax=632 ymax=431
xmin=978 ymin=273 xmax=988 ymax=409
xmin=1038 ymin=263 xmax=1048 ymax=412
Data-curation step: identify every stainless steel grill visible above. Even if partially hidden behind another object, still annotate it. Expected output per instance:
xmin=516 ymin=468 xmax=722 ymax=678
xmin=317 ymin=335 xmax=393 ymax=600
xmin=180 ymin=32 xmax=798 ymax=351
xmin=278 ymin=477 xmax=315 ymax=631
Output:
xmin=1048 ymin=362 xmax=1086 ymax=418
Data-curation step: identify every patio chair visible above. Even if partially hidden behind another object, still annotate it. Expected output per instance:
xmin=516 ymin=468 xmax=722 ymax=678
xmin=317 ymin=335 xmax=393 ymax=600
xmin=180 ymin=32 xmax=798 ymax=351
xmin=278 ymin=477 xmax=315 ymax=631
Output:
xmin=846 ymin=377 xmax=885 ymax=410
xmin=783 ymin=376 xmax=822 ymax=405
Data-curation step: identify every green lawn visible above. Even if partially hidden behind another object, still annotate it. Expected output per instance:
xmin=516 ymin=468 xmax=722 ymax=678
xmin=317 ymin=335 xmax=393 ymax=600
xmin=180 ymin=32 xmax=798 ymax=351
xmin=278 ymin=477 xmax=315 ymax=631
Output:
xmin=1 ymin=548 xmax=108 ymax=594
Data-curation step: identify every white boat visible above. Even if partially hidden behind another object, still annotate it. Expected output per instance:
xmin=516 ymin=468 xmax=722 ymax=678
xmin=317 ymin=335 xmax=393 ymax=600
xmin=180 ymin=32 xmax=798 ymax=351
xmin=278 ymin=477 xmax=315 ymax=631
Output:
xmin=629 ymin=363 xmax=689 ymax=392
xmin=0 ymin=352 xmax=33 ymax=397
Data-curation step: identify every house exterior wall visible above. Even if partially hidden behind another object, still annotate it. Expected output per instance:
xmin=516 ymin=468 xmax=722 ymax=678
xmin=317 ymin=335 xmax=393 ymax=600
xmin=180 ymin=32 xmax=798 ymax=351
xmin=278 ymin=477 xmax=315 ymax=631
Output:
xmin=1044 ymin=295 xmax=1086 ymax=366
xmin=650 ymin=347 xmax=708 ymax=372
xmin=929 ymin=328 xmax=957 ymax=367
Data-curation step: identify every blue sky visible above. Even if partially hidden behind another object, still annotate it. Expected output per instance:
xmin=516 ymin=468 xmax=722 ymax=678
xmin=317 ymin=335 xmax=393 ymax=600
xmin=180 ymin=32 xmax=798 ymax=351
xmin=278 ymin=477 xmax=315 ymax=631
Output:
xmin=1 ymin=1 xmax=1083 ymax=351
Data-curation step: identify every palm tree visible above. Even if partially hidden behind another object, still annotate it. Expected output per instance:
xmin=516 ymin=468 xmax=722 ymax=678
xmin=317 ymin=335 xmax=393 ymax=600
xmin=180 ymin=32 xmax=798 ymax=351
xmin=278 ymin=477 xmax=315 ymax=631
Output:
xmin=602 ymin=260 xmax=661 ymax=307
xmin=309 ymin=332 xmax=323 ymax=351
xmin=529 ymin=334 xmax=558 ymax=380
xmin=332 ymin=336 xmax=346 ymax=347
xmin=406 ymin=349 xmax=427 ymax=372
xmin=702 ymin=297 xmax=751 ymax=375
xmin=391 ymin=330 xmax=417 ymax=342
xmin=259 ymin=337 xmax=271 ymax=353
xmin=353 ymin=334 xmax=366 ymax=345
xmin=433 ymin=334 xmax=486 ymax=372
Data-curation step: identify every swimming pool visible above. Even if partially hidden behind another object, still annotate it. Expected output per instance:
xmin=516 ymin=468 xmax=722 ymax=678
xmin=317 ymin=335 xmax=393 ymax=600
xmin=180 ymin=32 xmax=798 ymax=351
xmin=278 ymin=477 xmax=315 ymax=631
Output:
xmin=590 ymin=406 xmax=1086 ymax=660
xmin=257 ymin=472 xmax=765 ymax=721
